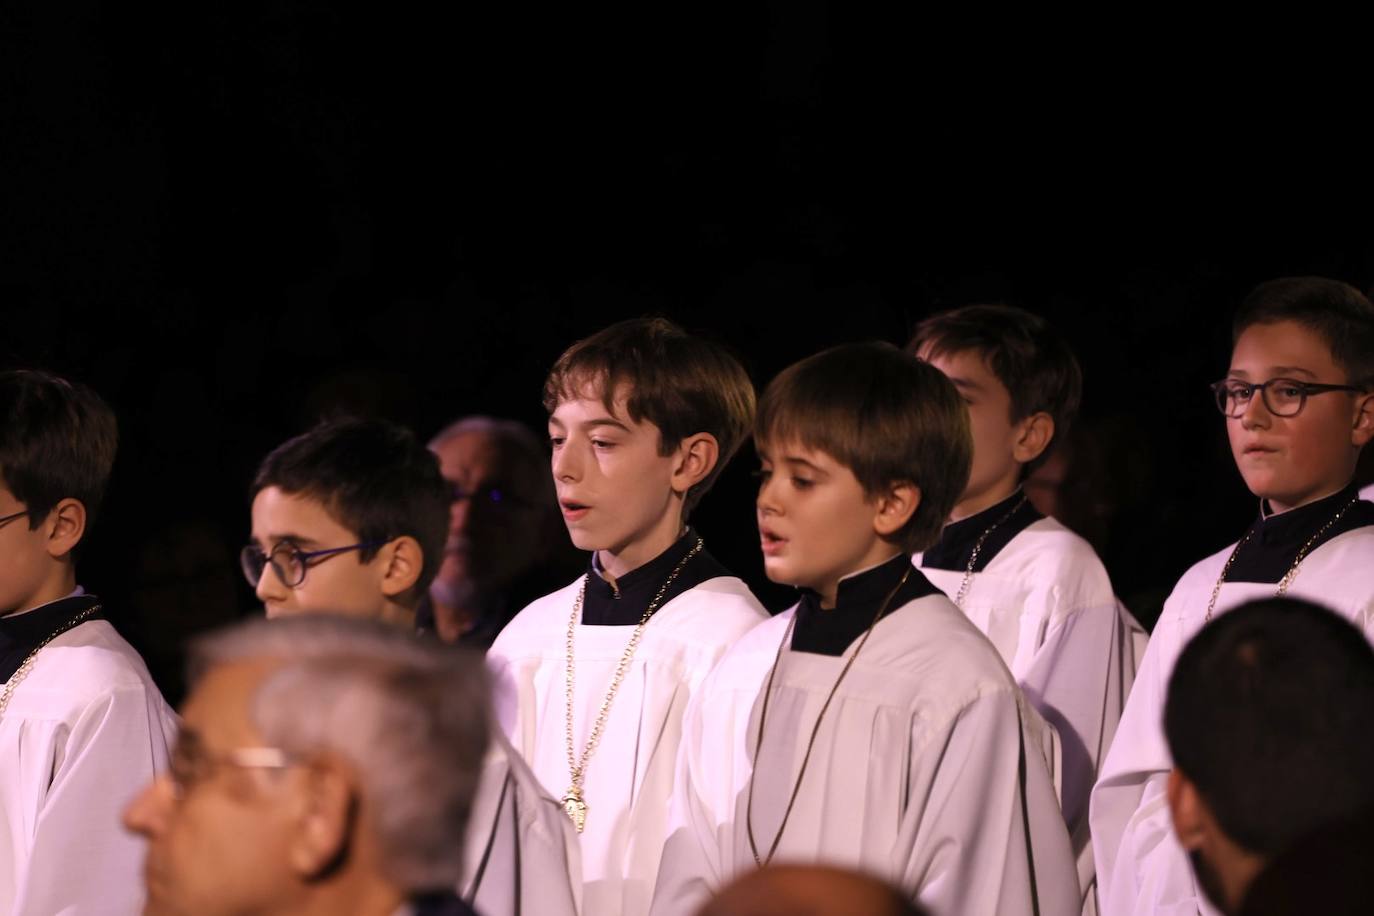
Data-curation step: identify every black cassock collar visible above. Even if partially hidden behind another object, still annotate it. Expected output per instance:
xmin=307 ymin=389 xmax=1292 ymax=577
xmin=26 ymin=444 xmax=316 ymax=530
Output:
xmin=920 ymin=489 xmax=1044 ymax=573
xmin=581 ymin=528 xmax=731 ymax=626
xmin=1226 ymin=481 xmax=1374 ymax=584
xmin=791 ymin=553 xmax=942 ymax=657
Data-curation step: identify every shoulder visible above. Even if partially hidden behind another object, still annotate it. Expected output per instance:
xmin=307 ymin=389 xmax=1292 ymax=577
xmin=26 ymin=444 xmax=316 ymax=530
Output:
xmin=693 ymin=608 xmax=794 ymax=692
xmin=991 ymin=517 xmax=1115 ymax=601
xmin=489 ymin=576 xmax=586 ymax=655
xmin=655 ymin=576 xmax=769 ymax=632
xmin=29 ymin=620 xmax=162 ymax=697
xmin=868 ymin=592 xmax=1017 ymax=688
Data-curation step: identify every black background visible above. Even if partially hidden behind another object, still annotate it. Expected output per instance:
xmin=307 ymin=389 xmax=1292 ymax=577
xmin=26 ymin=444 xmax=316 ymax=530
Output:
xmin=4 ymin=2 xmax=1372 ymax=699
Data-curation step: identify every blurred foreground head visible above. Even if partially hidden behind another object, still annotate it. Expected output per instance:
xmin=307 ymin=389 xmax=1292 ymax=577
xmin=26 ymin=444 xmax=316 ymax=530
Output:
xmin=697 ymin=865 xmax=926 ymax=916
xmin=1164 ymin=596 xmax=1374 ymax=915
xmin=124 ymin=615 xmax=489 ymax=916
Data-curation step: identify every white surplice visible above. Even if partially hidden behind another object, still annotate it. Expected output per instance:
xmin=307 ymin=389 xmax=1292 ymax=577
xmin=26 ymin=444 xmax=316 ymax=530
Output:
xmin=487 ymin=576 xmax=767 ymax=916
xmin=649 ymin=592 xmax=1081 ymax=916
xmin=916 ymin=516 xmax=1149 ymax=912
xmin=1090 ymin=526 xmax=1374 ymax=916
xmin=1362 ymin=482 xmax=1374 ymax=502
xmin=0 ymin=618 xmax=178 ymax=916
xmin=461 ymin=730 xmax=582 ymax=916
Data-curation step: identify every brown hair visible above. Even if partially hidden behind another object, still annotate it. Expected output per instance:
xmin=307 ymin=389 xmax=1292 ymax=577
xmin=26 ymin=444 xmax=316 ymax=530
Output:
xmin=756 ymin=342 xmax=971 ymax=552
xmin=1233 ymin=277 xmax=1374 ymax=388
xmin=908 ymin=304 xmax=1082 ymax=474
xmin=543 ymin=317 xmax=755 ymax=515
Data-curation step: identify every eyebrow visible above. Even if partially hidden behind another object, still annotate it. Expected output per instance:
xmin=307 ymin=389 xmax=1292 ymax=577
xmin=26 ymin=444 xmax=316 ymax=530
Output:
xmin=778 ymin=455 xmax=825 ymax=474
xmin=550 ymin=415 xmax=633 ymax=433
xmin=944 ymin=375 xmax=984 ymax=393
xmin=1227 ymin=365 xmax=1319 ymax=380
xmin=254 ymin=533 xmax=321 ymax=550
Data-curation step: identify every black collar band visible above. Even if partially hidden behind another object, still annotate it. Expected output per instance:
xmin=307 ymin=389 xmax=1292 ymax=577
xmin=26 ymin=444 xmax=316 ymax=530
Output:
xmin=1227 ymin=481 xmax=1374 ymax=584
xmin=581 ymin=528 xmax=731 ymax=626
xmin=920 ymin=489 xmax=1044 ymax=572
xmin=0 ymin=594 xmax=104 ymax=682
xmin=790 ymin=554 xmax=942 ymax=656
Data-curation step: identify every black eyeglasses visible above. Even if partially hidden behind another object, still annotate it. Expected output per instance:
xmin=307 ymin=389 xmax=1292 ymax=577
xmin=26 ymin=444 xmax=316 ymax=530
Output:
xmin=1210 ymin=377 xmax=1365 ymax=419
xmin=239 ymin=540 xmax=388 ymax=589
xmin=0 ymin=509 xmax=29 ymax=529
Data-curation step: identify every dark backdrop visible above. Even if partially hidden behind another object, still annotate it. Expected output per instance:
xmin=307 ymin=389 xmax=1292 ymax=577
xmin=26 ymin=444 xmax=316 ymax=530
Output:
xmin=4 ymin=1 xmax=1372 ymax=699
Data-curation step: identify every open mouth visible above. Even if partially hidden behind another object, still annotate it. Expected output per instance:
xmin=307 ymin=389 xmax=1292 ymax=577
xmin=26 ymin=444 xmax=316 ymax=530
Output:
xmin=760 ymin=528 xmax=786 ymax=554
xmin=561 ymin=501 xmax=590 ymax=519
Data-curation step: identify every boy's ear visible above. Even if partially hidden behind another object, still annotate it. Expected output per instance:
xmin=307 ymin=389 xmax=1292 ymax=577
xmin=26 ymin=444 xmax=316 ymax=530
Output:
xmin=670 ymin=433 xmax=720 ymax=494
xmin=1166 ymin=768 xmax=1209 ymax=852
xmin=872 ymin=481 xmax=921 ymax=538
xmin=43 ymin=498 xmax=87 ymax=560
xmin=288 ymin=757 xmax=356 ymax=878
xmin=378 ymin=535 xmax=424 ymax=599
xmin=1011 ymin=412 xmax=1056 ymax=467
xmin=1352 ymin=391 xmax=1374 ymax=449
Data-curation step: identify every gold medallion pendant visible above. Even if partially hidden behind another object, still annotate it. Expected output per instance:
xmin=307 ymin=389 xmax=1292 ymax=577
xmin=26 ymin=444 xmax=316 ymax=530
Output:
xmin=562 ymin=786 xmax=588 ymax=833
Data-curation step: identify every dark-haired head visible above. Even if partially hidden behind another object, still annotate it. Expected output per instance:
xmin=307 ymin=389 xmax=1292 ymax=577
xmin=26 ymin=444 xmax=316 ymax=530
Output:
xmin=543 ymin=317 xmax=755 ymax=516
xmin=1233 ymin=278 xmax=1374 ymax=389
xmin=756 ymin=342 xmax=971 ymax=553
xmin=251 ymin=418 xmax=449 ymax=608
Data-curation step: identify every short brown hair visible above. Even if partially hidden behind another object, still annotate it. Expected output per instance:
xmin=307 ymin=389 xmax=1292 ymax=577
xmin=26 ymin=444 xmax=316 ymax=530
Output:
xmin=756 ymin=342 xmax=971 ymax=552
xmin=0 ymin=369 xmax=118 ymax=529
xmin=543 ymin=317 xmax=755 ymax=515
xmin=1233 ymin=277 xmax=1374 ymax=388
xmin=908 ymin=304 xmax=1082 ymax=474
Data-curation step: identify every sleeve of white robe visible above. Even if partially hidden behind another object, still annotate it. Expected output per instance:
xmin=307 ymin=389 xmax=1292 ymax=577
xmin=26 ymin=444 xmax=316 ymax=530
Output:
xmin=905 ymin=690 xmax=1079 ymax=916
xmin=1089 ymin=619 xmax=1220 ymax=916
xmin=13 ymin=680 xmax=174 ymax=916
xmin=1015 ymin=596 xmax=1148 ymax=906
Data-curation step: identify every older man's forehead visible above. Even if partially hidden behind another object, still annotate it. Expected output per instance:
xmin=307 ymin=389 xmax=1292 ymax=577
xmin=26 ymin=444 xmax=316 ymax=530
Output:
xmin=435 ymin=428 xmax=543 ymax=487
xmin=181 ymin=659 xmax=277 ymax=745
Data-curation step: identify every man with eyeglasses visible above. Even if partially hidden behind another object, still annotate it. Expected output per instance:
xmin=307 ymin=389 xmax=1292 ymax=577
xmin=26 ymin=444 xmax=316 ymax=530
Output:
xmin=241 ymin=417 xmax=581 ymax=916
xmin=422 ymin=416 xmax=581 ymax=647
xmin=1091 ymin=276 xmax=1374 ymax=916
xmin=124 ymin=615 xmax=489 ymax=916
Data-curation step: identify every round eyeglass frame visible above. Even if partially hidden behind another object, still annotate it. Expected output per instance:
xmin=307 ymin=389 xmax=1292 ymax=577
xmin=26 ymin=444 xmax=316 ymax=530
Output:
xmin=1209 ymin=377 xmax=1365 ymax=419
xmin=239 ymin=539 xmax=388 ymax=589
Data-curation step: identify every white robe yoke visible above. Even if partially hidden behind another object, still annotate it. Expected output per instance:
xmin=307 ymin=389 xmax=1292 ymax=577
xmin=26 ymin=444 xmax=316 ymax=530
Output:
xmin=649 ymin=592 xmax=1081 ymax=916
xmin=488 ymin=575 xmax=767 ymax=916
xmin=1090 ymin=525 xmax=1374 ymax=916
xmin=0 ymin=619 xmax=178 ymax=916
xmin=917 ymin=516 xmax=1148 ymax=910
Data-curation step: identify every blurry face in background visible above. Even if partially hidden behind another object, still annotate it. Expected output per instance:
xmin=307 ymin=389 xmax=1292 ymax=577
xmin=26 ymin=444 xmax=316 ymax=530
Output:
xmin=124 ymin=660 xmax=298 ymax=916
xmin=431 ymin=429 xmax=549 ymax=597
xmin=0 ymin=484 xmax=50 ymax=615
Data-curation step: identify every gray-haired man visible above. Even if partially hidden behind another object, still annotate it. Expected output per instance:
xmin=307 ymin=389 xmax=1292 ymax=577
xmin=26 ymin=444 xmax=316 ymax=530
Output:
xmin=124 ymin=616 xmax=536 ymax=916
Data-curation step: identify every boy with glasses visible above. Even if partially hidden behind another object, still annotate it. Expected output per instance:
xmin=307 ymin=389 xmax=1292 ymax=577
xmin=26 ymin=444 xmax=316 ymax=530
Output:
xmin=0 ymin=369 xmax=177 ymax=915
xmin=244 ymin=417 xmax=582 ymax=916
xmin=1091 ymin=277 xmax=1374 ymax=916
xmin=908 ymin=305 xmax=1147 ymax=913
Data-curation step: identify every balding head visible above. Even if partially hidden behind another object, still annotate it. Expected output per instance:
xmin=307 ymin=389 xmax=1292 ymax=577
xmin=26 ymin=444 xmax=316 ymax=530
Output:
xmin=697 ymin=866 xmax=926 ymax=916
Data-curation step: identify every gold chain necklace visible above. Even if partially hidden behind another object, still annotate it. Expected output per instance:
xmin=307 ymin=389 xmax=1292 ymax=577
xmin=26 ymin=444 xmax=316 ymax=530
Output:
xmin=1204 ymin=496 xmax=1358 ymax=623
xmin=746 ymin=565 xmax=911 ymax=867
xmin=953 ymin=494 xmax=1028 ymax=608
xmin=0 ymin=604 xmax=101 ymax=716
xmin=561 ymin=537 xmax=704 ymax=833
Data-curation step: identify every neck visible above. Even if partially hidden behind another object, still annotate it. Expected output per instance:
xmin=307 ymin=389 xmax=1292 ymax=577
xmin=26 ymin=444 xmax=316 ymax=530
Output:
xmin=817 ymin=549 xmax=903 ymax=610
xmin=949 ymin=477 xmax=1021 ymax=523
xmin=595 ymin=513 xmax=686 ymax=583
xmin=277 ymin=875 xmax=407 ymax=916
xmin=7 ymin=565 xmax=78 ymax=617
xmin=1263 ymin=480 xmax=1353 ymax=517
xmin=377 ymin=601 xmax=418 ymax=630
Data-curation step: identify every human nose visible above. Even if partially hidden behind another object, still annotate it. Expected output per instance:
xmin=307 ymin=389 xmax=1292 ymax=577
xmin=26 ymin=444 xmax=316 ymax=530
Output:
xmin=756 ymin=473 xmax=781 ymax=516
xmin=254 ymin=557 xmax=289 ymax=604
xmin=552 ymin=440 xmax=582 ymax=482
xmin=449 ymin=494 xmax=472 ymax=536
xmin=1239 ymin=385 xmax=1272 ymax=429
xmin=123 ymin=775 xmax=174 ymax=838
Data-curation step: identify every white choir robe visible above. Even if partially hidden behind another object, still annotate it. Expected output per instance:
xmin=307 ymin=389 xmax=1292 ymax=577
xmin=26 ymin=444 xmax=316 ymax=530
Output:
xmin=915 ymin=516 xmax=1149 ymax=913
xmin=488 ymin=576 xmax=768 ymax=916
xmin=649 ymin=593 xmax=1081 ymax=916
xmin=1090 ymin=526 xmax=1374 ymax=916
xmin=1362 ymin=483 xmax=1374 ymax=502
xmin=0 ymin=620 xmax=178 ymax=916
xmin=461 ymin=730 xmax=582 ymax=916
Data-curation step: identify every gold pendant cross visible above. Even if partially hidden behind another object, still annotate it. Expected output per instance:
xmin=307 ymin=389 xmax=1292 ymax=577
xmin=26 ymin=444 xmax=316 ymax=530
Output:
xmin=562 ymin=787 xmax=587 ymax=833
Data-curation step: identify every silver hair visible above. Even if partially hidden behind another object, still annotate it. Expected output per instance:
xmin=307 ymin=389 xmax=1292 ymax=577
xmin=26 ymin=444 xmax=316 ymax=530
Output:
xmin=190 ymin=615 xmax=490 ymax=893
xmin=428 ymin=416 xmax=553 ymax=499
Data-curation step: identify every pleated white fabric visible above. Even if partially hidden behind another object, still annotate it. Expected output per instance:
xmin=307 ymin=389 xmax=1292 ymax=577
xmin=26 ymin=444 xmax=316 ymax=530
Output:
xmin=650 ymin=592 xmax=1080 ymax=916
xmin=460 ymin=730 xmax=582 ymax=916
xmin=488 ymin=576 xmax=767 ymax=916
xmin=1091 ymin=526 xmax=1374 ymax=916
xmin=0 ymin=619 xmax=178 ymax=916
xmin=917 ymin=516 xmax=1148 ymax=912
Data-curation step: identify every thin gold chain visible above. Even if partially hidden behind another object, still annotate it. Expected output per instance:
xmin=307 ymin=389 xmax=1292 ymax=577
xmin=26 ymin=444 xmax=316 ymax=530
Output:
xmin=0 ymin=604 xmax=101 ymax=716
xmin=954 ymin=494 xmax=1027 ymax=608
xmin=746 ymin=566 xmax=911 ymax=867
xmin=561 ymin=537 xmax=704 ymax=833
xmin=1204 ymin=496 xmax=1358 ymax=623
